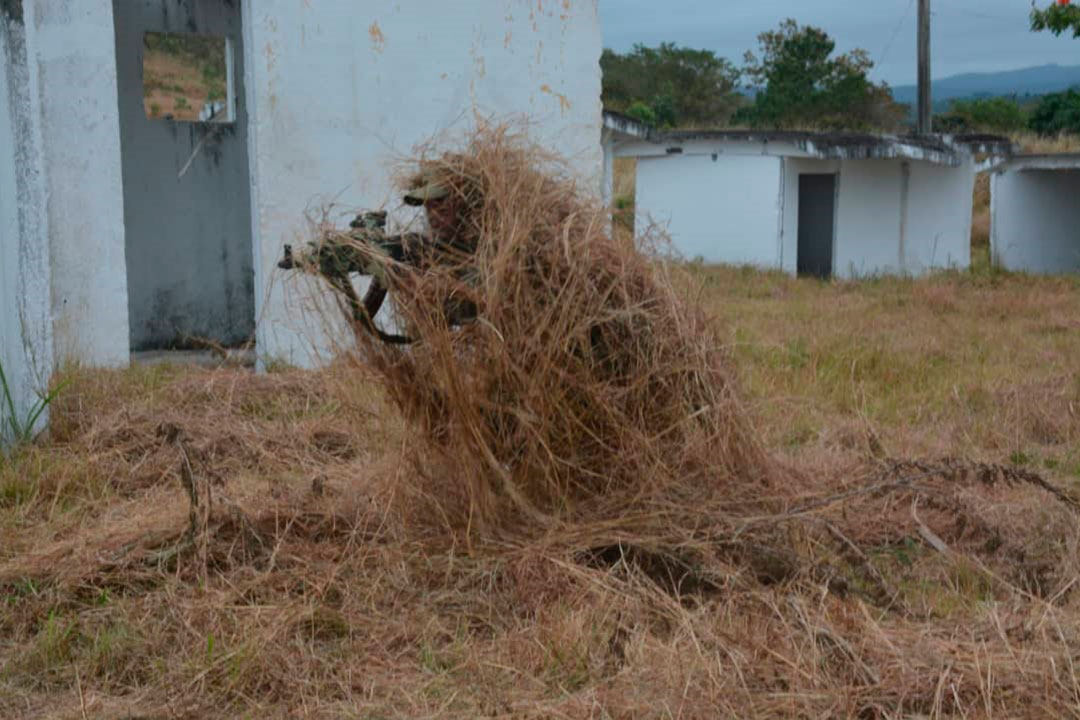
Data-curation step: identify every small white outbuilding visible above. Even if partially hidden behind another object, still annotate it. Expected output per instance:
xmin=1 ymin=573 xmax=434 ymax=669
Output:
xmin=605 ymin=113 xmax=1010 ymax=279
xmin=1 ymin=0 xmax=603 ymax=442
xmin=990 ymin=154 xmax=1080 ymax=274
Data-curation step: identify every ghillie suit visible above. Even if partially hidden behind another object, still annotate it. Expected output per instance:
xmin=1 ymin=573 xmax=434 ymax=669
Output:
xmin=279 ymin=128 xmax=773 ymax=531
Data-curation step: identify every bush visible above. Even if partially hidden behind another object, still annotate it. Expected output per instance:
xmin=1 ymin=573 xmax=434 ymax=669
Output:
xmin=937 ymin=97 xmax=1027 ymax=133
xmin=1028 ymin=89 xmax=1080 ymax=135
xmin=625 ymin=101 xmax=657 ymax=127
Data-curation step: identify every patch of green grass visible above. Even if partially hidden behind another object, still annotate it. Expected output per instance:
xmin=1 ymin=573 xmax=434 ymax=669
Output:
xmin=544 ymin=639 xmax=591 ymax=694
xmin=261 ymin=356 xmax=298 ymax=374
xmin=0 ymin=466 xmax=36 ymax=509
xmin=1 ymin=360 xmax=68 ymax=451
xmin=2 ymin=577 xmax=41 ymax=608
xmin=695 ymin=263 xmax=1080 ymax=459
xmin=9 ymin=612 xmax=83 ymax=687
xmin=82 ymin=617 xmax=151 ymax=687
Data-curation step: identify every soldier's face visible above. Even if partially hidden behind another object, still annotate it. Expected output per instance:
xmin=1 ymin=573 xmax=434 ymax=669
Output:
xmin=425 ymin=196 xmax=460 ymax=236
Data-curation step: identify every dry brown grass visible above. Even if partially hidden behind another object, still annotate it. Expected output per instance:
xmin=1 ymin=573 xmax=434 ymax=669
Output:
xmin=1011 ymin=131 xmax=1080 ymax=155
xmin=970 ymin=172 xmax=991 ymax=260
xmin=4 ymin=134 xmax=1080 ymax=717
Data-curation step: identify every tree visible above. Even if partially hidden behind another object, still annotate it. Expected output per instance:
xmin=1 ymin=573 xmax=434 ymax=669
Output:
xmin=935 ymin=97 xmax=1028 ymax=133
xmin=1031 ymin=1 xmax=1080 ymax=38
xmin=601 ymin=43 xmax=744 ymax=129
xmin=736 ymin=19 xmax=905 ymax=131
xmin=1028 ymin=89 xmax=1080 ymax=134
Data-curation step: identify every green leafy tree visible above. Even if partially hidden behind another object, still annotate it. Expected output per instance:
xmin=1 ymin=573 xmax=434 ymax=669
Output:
xmin=935 ymin=97 xmax=1027 ymax=133
xmin=736 ymin=19 xmax=905 ymax=131
xmin=1028 ymin=89 xmax=1080 ymax=134
xmin=1031 ymin=2 xmax=1080 ymax=37
xmin=601 ymin=43 xmax=743 ymax=128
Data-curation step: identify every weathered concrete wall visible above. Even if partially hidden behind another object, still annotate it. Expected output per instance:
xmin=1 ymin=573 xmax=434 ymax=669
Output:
xmin=243 ymin=0 xmax=604 ymax=366
xmin=832 ymin=160 xmax=904 ymax=278
xmin=31 ymin=0 xmax=129 ymax=365
xmin=1 ymin=2 xmax=53 ymax=442
xmin=992 ymin=169 xmax=1080 ymax=273
xmin=900 ymin=157 xmax=973 ymax=274
xmin=636 ymin=152 xmax=783 ymax=266
xmin=833 ymin=159 xmax=971 ymax=278
xmin=114 ymin=0 xmax=253 ymax=350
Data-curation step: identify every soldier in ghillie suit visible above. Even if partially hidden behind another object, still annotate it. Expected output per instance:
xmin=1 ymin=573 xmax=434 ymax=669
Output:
xmin=278 ymin=165 xmax=478 ymax=345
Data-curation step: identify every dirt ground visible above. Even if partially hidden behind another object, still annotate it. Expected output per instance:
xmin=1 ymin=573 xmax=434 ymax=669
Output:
xmin=2 ymin=266 xmax=1080 ymax=718
xmin=142 ymin=38 xmax=225 ymax=122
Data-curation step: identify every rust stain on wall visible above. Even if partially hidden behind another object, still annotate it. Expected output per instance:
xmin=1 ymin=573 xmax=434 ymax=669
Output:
xmin=369 ymin=22 xmax=386 ymax=53
xmin=540 ymin=84 xmax=571 ymax=114
xmin=264 ymin=42 xmax=277 ymax=75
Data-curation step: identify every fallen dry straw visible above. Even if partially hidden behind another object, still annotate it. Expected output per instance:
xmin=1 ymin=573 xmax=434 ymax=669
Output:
xmin=314 ymin=125 xmax=773 ymax=533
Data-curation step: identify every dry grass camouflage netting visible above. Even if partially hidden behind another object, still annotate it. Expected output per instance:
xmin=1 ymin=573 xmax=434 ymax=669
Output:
xmin=311 ymin=125 xmax=774 ymax=534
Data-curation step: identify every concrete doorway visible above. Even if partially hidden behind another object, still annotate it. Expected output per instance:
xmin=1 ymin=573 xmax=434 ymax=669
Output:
xmin=797 ymin=173 xmax=836 ymax=279
xmin=113 ymin=0 xmax=254 ymax=351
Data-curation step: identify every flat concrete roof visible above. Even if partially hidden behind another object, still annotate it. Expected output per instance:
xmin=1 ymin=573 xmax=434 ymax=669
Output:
xmin=602 ymin=110 xmax=653 ymax=142
xmin=602 ymin=111 xmax=1014 ymax=167
xmin=994 ymin=153 xmax=1080 ymax=172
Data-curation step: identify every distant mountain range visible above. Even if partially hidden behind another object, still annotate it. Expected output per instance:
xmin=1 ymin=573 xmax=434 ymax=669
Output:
xmin=890 ymin=63 xmax=1080 ymax=106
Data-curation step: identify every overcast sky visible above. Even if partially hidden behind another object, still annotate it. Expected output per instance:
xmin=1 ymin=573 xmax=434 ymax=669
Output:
xmin=599 ymin=0 xmax=1080 ymax=86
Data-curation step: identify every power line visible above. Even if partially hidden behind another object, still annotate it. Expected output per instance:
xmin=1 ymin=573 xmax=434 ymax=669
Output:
xmin=932 ymin=4 xmax=1020 ymax=26
xmin=880 ymin=0 xmax=917 ymax=66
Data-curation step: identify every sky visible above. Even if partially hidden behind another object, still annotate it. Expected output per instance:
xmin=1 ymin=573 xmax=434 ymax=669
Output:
xmin=599 ymin=0 xmax=1080 ymax=87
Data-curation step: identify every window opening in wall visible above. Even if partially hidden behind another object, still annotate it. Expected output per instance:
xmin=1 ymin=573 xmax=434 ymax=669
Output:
xmin=143 ymin=32 xmax=233 ymax=123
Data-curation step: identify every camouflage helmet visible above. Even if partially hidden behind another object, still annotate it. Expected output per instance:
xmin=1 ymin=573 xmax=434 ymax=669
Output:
xmin=403 ymin=166 xmax=450 ymax=206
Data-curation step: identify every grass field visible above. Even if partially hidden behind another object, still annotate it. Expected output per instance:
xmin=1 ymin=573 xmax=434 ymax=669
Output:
xmin=2 ymin=265 xmax=1080 ymax=718
xmin=142 ymin=33 xmax=227 ymax=122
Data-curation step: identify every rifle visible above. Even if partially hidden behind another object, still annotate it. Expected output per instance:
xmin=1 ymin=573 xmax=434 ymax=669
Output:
xmin=278 ymin=211 xmax=419 ymax=345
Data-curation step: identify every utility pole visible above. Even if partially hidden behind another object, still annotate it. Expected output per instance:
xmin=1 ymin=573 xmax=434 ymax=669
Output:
xmin=917 ymin=0 xmax=931 ymax=134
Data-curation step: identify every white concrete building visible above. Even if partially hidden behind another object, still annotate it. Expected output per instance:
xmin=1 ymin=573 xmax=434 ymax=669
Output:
xmin=1 ymin=0 xmax=602 ymax=441
xmin=991 ymin=154 xmax=1080 ymax=274
xmin=606 ymin=113 xmax=1010 ymax=279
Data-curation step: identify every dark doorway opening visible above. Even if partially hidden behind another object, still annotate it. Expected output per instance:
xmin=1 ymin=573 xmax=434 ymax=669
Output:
xmin=797 ymin=174 xmax=836 ymax=279
xmin=113 ymin=1 xmax=254 ymax=351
